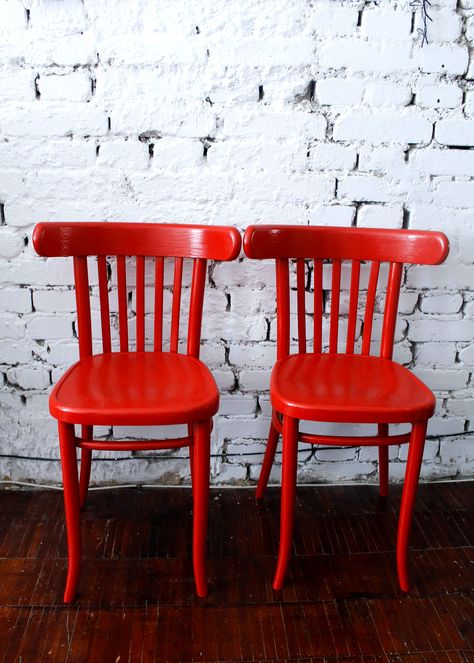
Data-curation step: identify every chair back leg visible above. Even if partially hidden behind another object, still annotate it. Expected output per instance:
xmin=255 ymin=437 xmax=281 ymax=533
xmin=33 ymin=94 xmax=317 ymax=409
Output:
xmin=378 ymin=424 xmax=389 ymax=497
xmin=256 ymin=420 xmax=280 ymax=500
xmin=58 ymin=421 xmax=82 ymax=603
xmin=397 ymin=419 xmax=427 ymax=592
xmin=192 ymin=419 xmax=211 ymax=597
xmin=273 ymin=415 xmax=299 ymax=591
xmin=79 ymin=425 xmax=93 ymax=508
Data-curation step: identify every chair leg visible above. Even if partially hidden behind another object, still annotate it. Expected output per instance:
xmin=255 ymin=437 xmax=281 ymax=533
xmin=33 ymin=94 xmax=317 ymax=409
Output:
xmin=58 ymin=421 xmax=82 ymax=603
xmin=397 ymin=419 xmax=427 ymax=593
xmin=188 ymin=424 xmax=195 ymax=498
xmin=256 ymin=419 xmax=279 ymax=500
xmin=79 ymin=425 xmax=93 ymax=509
xmin=378 ymin=424 xmax=389 ymax=498
xmin=273 ymin=415 xmax=298 ymax=591
xmin=192 ymin=419 xmax=211 ymax=598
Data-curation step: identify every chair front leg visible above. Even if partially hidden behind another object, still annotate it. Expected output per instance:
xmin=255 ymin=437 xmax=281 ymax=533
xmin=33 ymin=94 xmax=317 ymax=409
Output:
xmin=397 ymin=419 xmax=427 ymax=593
xmin=58 ymin=421 xmax=82 ymax=603
xmin=79 ymin=425 xmax=93 ymax=508
xmin=256 ymin=418 xmax=280 ymax=500
xmin=192 ymin=419 xmax=211 ymax=598
xmin=378 ymin=424 xmax=389 ymax=498
xmin=273 ymin=415 xmax=299 ymax=591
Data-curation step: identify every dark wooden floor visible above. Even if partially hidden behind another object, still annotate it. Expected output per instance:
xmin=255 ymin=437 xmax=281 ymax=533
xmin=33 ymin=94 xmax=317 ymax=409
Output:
xmin=0 ymin=482 xmax=472 ymax=663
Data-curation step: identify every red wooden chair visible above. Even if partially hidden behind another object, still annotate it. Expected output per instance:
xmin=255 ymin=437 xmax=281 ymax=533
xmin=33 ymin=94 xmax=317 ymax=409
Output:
xmin=33 ymin=222 xmax=241 ymax=602
xmin=243 ymin=225 xmax=449 ymax=592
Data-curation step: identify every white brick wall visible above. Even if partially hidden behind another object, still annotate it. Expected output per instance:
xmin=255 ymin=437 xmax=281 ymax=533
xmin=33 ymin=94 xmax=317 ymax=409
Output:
xmin=0 ymin=0 xmax=473 ymax=486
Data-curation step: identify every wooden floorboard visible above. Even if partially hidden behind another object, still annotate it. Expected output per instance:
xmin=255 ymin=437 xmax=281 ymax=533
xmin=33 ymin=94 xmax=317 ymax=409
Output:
xmin=0 ymin=483 xmax=472 ymax=662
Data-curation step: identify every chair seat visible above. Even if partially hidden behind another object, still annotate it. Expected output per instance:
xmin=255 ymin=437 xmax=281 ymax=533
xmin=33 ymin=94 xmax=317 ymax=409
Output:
xmin=270 ymin=353 xmax=435 ymax=424
xmin=50 ymin=352 xmax=219 ymax=426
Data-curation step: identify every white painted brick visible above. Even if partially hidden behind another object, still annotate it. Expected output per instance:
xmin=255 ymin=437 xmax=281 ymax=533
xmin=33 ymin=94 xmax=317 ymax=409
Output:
xmin=310 ymin=144 xmax=357 ymax=171
xmin=414 ymin=369 xmax=469 ymax=391
xmin=427 ymin=417 xmax=465 ymax=436
xmin=238 ymin=370 xmax=270 ymax=392
xmin=361 ymin=10 xmax=411 ymax=40
xmin=0 ymin=0 xmax=27 ymax=32
xmin=222 ymin=108 xmax=326 ymax=140
xmin=409 ymin=319 xmax=474 ymax=342
xmin=337 ymin=176 xmax=393 ymax=203
xmin=363 ymin=81 xmax=412 ymax=107
xmin=334 ymin=113 xmax=432 ymax=145
xmin=320 ymin=41 xmax=413 ymax=74
xmin=6 ymin=366 xmax=50 ymax=390
xmin=412 ymin=149 xmax=474 ymax=176
xmin=97 ymin=140 xmax=149 ymax=170
xmin=407 ymin=265 xmax=474 ymax=289
xmin=358 ymin=147 xmax=406 ymax=176
xmin=436 ymin=120 xmax=474 ymax=147
xmin=357 ymin=205 xmax=403 ymax=229
xmin=399 ymin=439 xmax=439 ymax=461
xmin=219 ymin=395 xmax=256 ymax=416
xmin=0 ymin=69 xmax=35 ymax=102
xmin=416 ymin=84 xmax=462 ymax=109
xmin=418 ymin=45 xmax=468 ymax=75
xmin=315 ymin=447 xmax=357 ymax=462
xmin=0 ymin=288 xmax=31 ymax=313
xmin=0 ymin=314 xmax=25 ymax=339
xmin=419 ymin=9 xmax=462 ymax=42
xmin=447 ymin=399 xmax=474 ymax=417
xmin=0 ymin=228 xmax=24 ymax=258
xmin=308 ymin=6 xmax=358 ymax=35
xmin=24 ymin=34 xmax=96 ymax=66
xmin=0 ymin=342 xmax=31 ymax=364
xmin=416 ymin=343 xmax=457 ymax=366
xmin=0 ymin=104 xmax=107 ymax=137
xmin=464 ymin=92 xmax=474 ymax=119
xmin=152 ymin=138 xmax=203 ymax=170
xmin=29 ymin=0 xmax=86 ymax=34
xmin=228 ymin=343 xmax=275 ymax=369
xmin=432 ymin=181 xmax=474 ymax=208
xmin=212 ymin=37 xmax=315 ymax=67
xmin=26 ymin=315 xmax=73 ymax=340
xmin=33 ymin=289 xmax=76 ymax=313
xmin=309 ymin=205 xmax=355 ymax=227
xmin=420 ymin=293 xmax=463 ymax=314
xmin=39 ymin=72 xmax=92 ymax=103
xmin=316 ymin=79 xmax=364 ymax=106
xmin=459 ymin=344 xmax=474 ymax=366
xmin=439 ymin=437 xmax=474 ymax=473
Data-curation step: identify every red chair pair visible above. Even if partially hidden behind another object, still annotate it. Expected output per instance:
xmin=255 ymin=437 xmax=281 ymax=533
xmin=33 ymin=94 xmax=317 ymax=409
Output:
xmin=33 ymin=222 xmax=448 ymax=602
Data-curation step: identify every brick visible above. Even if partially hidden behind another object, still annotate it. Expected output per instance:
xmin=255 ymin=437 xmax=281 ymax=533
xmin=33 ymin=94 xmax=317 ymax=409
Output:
xmin=364 ymin=81 xmax=412 ymax=107
xmin=0 ymin=0 xmax=27 ymax=32
xmin=337 ymin=176 xmax=393 ymax=203
xmin=0 ymin=69 xmax=35 ymax=102
xmin=309 ymin=205 xmax=355 ymax=227
xmin=459 ymin=344 xmax=474 ymax=365
xmin=310 ymin=144 xmax=357 ymax=171
xmin=361 ymin=10 xmax=411 ymax=40
xmin=26 ymin=315 xmax=74 ymax=340
xmin=0 ymin=314 xmax=25 ymax=339
xmin=333 ymin=113 xmax=432 ymax=145
xmin=308 ymin=6 xmax=358 ymax=35
xmin=33 ymin=289 xmax=76 ymax=313
xmin=418 ymin=9 xmax=462 ymax=42
xmin=418 ymin=45 xmax=468 ymax=75
xmin=416 ymin=84 xmax=462 ymax=109
xmin=416 ymin=343 xmax=457 ymax=366
xmin=414 ymin=369 xmax=469 ymax=391
xmin=39 ymin=72 xmax=92 ymax=103
xmin=316 ymin=79 xmax=364 ymax=106
xmin=408 ymin=319 xmax=474 ymax=342
xmin=0 ymin=227 xmax=24 ymax=258
xmin=357 ymin=205 xmax=403 ymax=229
xmin=406 ymin=265 xmax=474 ymax=289
xmin=6 ymin=366 xmax=50 ymax=390
xmin=320 ymin=41 xmax=413 ymax=74
xmin=97 ymin=140 xmax=149 ymax=170
xmin=0 ymin=104 xmax=107 ymax=137
xmin=0 ymin=288 xmax=31 ymax=313
xmin=436 ymin=120 xmax=474 ymax=147
xmin=420 ymin=293 xmax=463 ymax=314
xmin=412 ymin=149 xmax=474 ymax=176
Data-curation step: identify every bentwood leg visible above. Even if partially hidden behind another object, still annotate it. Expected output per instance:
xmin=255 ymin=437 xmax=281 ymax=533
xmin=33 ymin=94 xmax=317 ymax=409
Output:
xmin=397 ymin=419 xmax=427 ymax=592
xmin=192 ymin=419 xmax=211 ymax=597
xmin=58 ymin=421 xmax=82 ymax=603
xmin=273 ymin=415 xmax=299 ymax=591
xmin=378 ymin=424 xmax=389 ymax=498
xmin=79 ymin=425 xmax=92 ymax=508
xmin=256 ymin=419 xmax=280 ymax=500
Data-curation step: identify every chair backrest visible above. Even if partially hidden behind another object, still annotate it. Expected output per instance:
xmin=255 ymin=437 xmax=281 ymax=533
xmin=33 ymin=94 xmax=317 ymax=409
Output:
xmin=33 ymin=222 xmax=241 ymax=359
xmin=243 ymin=225 xmax=449 ymax=361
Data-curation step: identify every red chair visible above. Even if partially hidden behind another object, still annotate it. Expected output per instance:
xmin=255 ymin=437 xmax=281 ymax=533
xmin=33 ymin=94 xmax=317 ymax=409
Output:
xmin=33 ymin=222 xmax=241 ymax=602
xmin=243 ymin=225 xmax=449 ymax=592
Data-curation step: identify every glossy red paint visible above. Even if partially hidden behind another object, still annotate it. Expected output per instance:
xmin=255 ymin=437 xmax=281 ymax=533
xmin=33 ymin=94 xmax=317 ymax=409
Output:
xmin=33 ymin=221 xmax=241 ymax=603
xmin=243 ymin=224 xmax=449 ymax=593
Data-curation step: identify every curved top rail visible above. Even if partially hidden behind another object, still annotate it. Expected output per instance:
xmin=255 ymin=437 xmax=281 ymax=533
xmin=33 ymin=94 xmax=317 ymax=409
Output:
xmin=33 ymin=222 xmax=242 ymax=261
xmin=243 ymin=225 xmax=449 ymax=265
